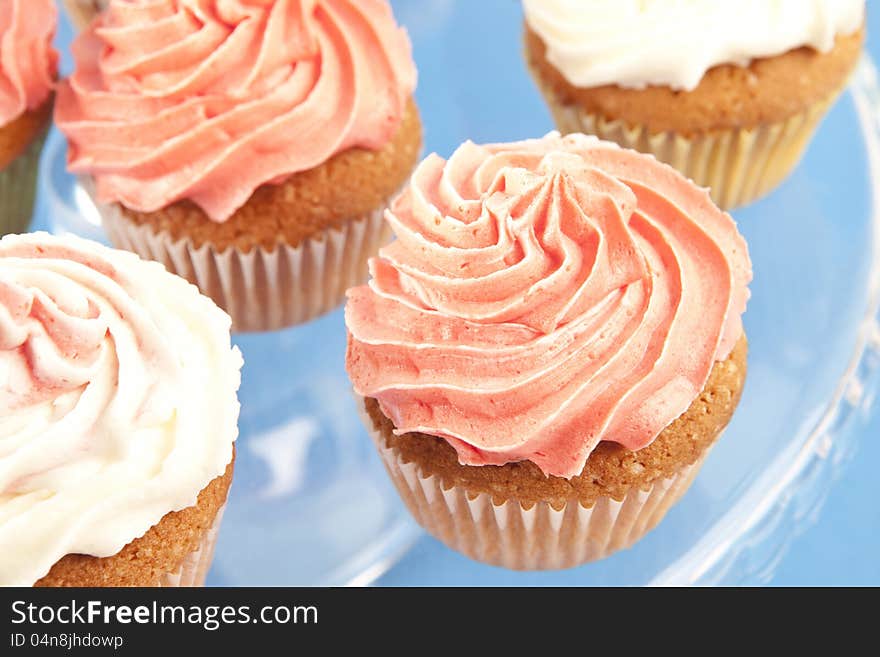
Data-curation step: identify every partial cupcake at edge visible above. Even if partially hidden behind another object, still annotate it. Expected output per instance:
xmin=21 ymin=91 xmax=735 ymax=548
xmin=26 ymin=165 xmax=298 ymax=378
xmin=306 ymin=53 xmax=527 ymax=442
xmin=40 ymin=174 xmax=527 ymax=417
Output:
xmin=55 ymin=0 xmax=421 ymax=332
xmin=0 ymin=0 xmax=57 ymax=236
xmin=0 ymin=231 xmax=242 ymax=587
xmin=523 ymin=0 xmax=865 ymax=210
xmin=345 ymin=133 xmax=752 ymax=570
xmin=62 ymin=0 xmax=110 ymax=30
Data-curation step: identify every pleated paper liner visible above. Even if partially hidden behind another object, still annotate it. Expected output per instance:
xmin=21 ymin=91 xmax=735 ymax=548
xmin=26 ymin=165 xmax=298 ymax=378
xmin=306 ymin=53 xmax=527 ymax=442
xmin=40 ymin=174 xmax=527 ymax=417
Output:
xmin=528 ymin=61 xmax=841 ymax=210
xmin=0 ymin=134 xmax=47 ymax=236
xmin=89 ymin=181 xmax=394 ymax=332
xmin=158 ymin=504 xmax=226 ymax=587
xmin=359 ymin=397 xmax=710 ymax=571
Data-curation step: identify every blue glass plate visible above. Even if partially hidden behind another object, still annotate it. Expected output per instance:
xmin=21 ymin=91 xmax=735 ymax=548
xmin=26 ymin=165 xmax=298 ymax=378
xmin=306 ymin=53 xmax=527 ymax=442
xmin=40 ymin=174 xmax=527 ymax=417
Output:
xmin=38 ymin=1 xmax=880 ymax=586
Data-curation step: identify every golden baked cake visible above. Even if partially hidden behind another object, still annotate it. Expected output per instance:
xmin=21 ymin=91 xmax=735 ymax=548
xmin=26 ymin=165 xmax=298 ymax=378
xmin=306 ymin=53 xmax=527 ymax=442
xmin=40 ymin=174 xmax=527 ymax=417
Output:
xmin=523 ymin=0 xmax=865 ymax=209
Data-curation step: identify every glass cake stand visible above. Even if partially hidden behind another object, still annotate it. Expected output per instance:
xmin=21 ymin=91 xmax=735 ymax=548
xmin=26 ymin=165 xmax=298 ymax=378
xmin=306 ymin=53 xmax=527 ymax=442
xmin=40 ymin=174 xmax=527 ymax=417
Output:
xmin=37 ymin=1 xmax=880 ymax=586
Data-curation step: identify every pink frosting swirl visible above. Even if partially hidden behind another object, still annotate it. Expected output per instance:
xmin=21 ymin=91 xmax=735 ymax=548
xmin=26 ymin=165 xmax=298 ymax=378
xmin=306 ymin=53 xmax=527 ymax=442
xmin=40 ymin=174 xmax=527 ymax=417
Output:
xmin=0 ymin=0 xmax=57 ymax=125
xmin=346 ymin=134 xmax=752 ymax=479
xmin=55 ymin=0 xmax=417 ymax=222
xmin=0 ymin=248 xmax=108 ymax=414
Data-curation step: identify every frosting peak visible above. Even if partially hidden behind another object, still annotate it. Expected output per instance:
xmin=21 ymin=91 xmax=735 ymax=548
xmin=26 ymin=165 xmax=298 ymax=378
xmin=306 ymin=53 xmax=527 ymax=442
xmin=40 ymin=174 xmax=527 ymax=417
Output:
xmin=346 ymin=134 xmax=751 ymax=479
xmin=0 ymin=0 xmax=58 ymax=125
xmin=384 ymin=144 xmax=648 ymax=335
xmin=523 ymin=0 xmax=865 ymax=91
xmin=0 ymin=233 xmax=242 ymax=586
xmin=55 ymin=0 xmax=417 ymax=221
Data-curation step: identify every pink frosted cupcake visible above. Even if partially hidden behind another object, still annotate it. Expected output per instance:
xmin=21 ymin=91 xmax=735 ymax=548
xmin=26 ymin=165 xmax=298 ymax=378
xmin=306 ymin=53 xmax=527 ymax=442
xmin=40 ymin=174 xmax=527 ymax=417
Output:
xmin=346 ymin=133 xmax=752 ymax=570
xmin=0 ymin=0 xmax=57 ymax=236
xmin=56 ymin=0 xmax=420 ymax=331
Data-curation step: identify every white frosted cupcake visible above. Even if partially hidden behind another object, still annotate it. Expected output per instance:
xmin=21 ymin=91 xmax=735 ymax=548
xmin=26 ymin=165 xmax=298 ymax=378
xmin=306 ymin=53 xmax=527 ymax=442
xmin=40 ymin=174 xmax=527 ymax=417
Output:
xmin=0 ymin=232 xmax=241 ymax=586
xmin=524 ymin=0 xmax=865 ymax=209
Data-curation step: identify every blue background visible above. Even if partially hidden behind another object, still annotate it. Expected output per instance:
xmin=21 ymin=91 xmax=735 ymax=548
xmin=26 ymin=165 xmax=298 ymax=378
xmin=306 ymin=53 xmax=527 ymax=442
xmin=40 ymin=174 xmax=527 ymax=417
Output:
xmin=744 ymin=12 xmax=880 ymax=587
xmin=46 ymin=2 xmax=879 ymax=586
xmin=374 ymin=4 xmax=880 ymax=587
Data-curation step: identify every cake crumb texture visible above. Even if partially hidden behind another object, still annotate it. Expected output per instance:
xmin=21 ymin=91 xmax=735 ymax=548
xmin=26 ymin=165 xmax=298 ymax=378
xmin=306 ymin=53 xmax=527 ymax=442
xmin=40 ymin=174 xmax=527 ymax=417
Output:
xmin=35 ymin=456 xmax=234 ymax=587
xmin=117 ymin=99 xmax=422 ymax=253
xmin=525 ymin=26 xmax=864 ymax=135
xmin=366 ymin=335 xmax=748 ymax=509
xmin=0 ymin=98 xmax=53 ymax=170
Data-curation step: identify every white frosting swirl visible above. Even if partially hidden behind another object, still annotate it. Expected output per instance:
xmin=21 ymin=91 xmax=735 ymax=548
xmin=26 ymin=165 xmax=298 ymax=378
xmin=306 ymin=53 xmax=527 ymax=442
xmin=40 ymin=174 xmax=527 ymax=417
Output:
xmin=523 ymin=0 xmax=865 ymax=90
xmin=0 ymin=233 xmax=241 ymax=586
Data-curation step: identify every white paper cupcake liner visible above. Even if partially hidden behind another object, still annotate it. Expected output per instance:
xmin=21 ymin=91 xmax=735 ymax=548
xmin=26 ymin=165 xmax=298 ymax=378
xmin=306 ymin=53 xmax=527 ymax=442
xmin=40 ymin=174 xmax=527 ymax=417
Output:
xmin=528 ymin=60 xmax=841 ymax=210
xmin=158 ymin=504 xmax=226 ymax=588
xmin=359 ymin=398 xmax=708 ymax=570
xmin=91 ymin=182 xmax=393 ymax=332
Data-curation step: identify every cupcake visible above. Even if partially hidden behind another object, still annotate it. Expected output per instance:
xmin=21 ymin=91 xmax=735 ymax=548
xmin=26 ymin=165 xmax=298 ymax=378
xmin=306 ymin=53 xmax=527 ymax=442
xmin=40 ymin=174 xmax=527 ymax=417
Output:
xmin=523 ymin=0 xmax=865 ymax=210
xmin=56 ymin=0 xmax=421 ymax=332
xmin=345 ymin=133 xmax=752 ymax=570
xmin=62 ymin=0 xmax=109 ymax=30
xmin=0 ymin=0 xmax=57 ymax=236
xmin=0 ymin=232 xmax=242 ymax=586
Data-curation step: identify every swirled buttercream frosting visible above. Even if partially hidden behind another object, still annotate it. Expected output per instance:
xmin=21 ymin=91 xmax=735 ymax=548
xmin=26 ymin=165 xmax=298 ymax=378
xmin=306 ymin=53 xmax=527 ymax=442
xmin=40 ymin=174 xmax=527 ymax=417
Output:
xmin=0 ymin=233 xmax=242 ymax=586
xmin=0 ymin=0 xmax=57 ymax=126
xmin=55 ymin=0 xmax=417 ymax=222
xmin=346 ymin=133 xmax=751 ymax=479
xmin=523 ymin=0 xmax=865 ymax=91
